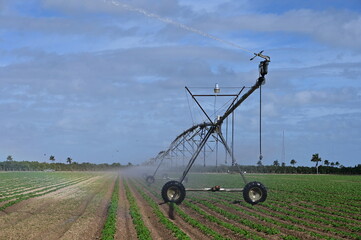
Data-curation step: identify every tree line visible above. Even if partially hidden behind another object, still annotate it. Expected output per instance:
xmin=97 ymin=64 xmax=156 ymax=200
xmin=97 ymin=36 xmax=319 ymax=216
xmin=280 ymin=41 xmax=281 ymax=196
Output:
xmin=182 ymin=164 xmax=361 ymax=175
xmin=0 ymin=160 xmax=129 ymax=171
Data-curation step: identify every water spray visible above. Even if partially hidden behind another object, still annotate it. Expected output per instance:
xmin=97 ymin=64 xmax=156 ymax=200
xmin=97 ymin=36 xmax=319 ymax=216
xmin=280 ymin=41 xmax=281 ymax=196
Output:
xmin=104 ymin=0 xmax=258 ymax=55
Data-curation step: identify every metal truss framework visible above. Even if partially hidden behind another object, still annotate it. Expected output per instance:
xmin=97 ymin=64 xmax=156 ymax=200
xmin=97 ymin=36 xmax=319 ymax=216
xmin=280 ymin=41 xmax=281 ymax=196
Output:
xmin=146 ymin=55 xmax=270 ymax=187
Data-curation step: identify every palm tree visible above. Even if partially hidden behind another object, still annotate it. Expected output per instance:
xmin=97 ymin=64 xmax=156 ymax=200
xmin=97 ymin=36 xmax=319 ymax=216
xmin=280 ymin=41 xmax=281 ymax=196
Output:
xmin=6 ymin=155 xmax=13 ymax=161
xmin=290 ymin=159 xmax=297 ymax=167
xmin=273 ymin=160 xmax=280 ymax=167
xmin=49 ymin=155 xmax=55 ymax=162
xmin=335 ymin=161 xmax=340 ymax=168
xmin=311 ymin=153 xmax=322 ymax=174
xmin=324 ymin=160 xmax=330 ymax=166
xmin=66 ymin=157 xmax=72 ymax=164
xmin=330 ymin=162 xmax=335 ymax=167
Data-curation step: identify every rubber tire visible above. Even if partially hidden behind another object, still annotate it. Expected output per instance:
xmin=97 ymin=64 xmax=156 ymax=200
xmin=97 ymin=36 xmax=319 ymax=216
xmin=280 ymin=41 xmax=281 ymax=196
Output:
xmin=161 ymin=181 xmax=186 ymax=205
xmin=243 ymin=181 xmax=267 ymax=205
xmin=146 ymin=175 xmax=155 ymax=184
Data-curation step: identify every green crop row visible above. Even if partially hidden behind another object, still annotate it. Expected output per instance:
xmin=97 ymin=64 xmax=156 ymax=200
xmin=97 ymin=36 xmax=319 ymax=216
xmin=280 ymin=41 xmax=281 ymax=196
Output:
xmin=0 ymin=177 xmax=88 ymax=202
xmin=133 ymin=174 xmax=361 ymax=240
xmin=189 ymin=196 xmax=280 ymax=235
xmin=193 ymin=191 xmax=333 ymax=240
xmin=133 ymin=178 xmax=230 ymax=240
xmin=124 ymin=180 xmax=152 ymax=240
xmin=130 ymin=180 xmax=191 ymax=240
xmin=190 ymin=196 xmax=280 ymax=235
xmin=101 ymin=176 xmax=119 ymax=240
xmin=173 ymin=204 xmax=231 ymax=240
xmin=260 ymin=201 xmax=360 ymax=239
xmin=183 ymin=200 xmax=264 ymax=240
xmin=0 ymin=177 xmax=90 ymax=211
xmin=268 ymin=199 xmax=361 ymax=230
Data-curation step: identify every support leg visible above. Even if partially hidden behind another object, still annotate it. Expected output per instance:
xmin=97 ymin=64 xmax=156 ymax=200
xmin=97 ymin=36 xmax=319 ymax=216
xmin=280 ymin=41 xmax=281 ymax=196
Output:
xmin=217 ymin=129 xmax=248 ymax=184
xmin=179 ymin=126 xmax=215 ymax=183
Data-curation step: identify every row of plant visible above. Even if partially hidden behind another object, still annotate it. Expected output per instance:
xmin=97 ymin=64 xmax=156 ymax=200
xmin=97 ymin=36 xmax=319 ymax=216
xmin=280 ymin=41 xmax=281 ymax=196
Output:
xmin=133 ymin=178 xmax=231 ymax=240
xmin=259 ymin=201 xmax=359 ymax=239
xmin=198 ymin=188 xmax=356 ymax=239
xmin=297 ymin=201 xmax=361 ymax=221
xmin=0 ymin=177 xmax=89 ymax=200
xmin=129 ymin=179 xmax=191 ymax=240
xmin=101 ymin=176 xmax=119 ymax=240
xmin=183 ymin=199 xmax=264 ymax=240
xmin=189 ymin=196 xmax=280 ymax=235
xmin=136 ymin=177 xmax=278 ymax=239
xmin=135 ymin=178 xmax=265 ymax=240
xmin=123 ymin=179 xmax=152 ymax=240
xmin=198 ymin=192 xmax=308 ymax=239
xmin=187 ymin=173 xmax=361 ymax=221
xmin=194 ymin=191 xmax=340 ymax=240
xmin=0 ymin=175 xmax=93 ymax=211
xmin=267 ymin=199 xmax=361 ymax=230
xmin=0 ymin=174 xmax=63 ymax=193
xmin=138 ymin=173 xmax=360 ymax=239
xmin=0 ymin=172 xmax=96 ymax=194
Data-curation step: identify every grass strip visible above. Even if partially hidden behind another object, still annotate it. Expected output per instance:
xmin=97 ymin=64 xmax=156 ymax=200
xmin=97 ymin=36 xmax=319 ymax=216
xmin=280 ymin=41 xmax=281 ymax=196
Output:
xmin=101 ymin=176 xmax=119 ymax=240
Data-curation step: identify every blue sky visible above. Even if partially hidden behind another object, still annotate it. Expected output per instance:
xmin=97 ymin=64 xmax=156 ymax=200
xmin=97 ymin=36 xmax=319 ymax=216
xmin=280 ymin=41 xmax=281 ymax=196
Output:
xmin=1 ymin=0 xmax=360 ymax=167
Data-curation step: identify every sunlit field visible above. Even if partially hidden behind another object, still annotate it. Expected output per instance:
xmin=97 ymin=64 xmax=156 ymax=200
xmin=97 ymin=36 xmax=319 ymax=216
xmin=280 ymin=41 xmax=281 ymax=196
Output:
xmin=1 ymin=171 xmax=360 ymax=239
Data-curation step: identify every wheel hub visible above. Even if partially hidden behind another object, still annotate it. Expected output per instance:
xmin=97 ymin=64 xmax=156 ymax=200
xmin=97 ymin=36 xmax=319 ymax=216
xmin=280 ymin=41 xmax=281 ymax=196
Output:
xmin=167 ymin=186 xmax=180 ymax=200
xmin=249 ymin=187 xmax=262 ymax=202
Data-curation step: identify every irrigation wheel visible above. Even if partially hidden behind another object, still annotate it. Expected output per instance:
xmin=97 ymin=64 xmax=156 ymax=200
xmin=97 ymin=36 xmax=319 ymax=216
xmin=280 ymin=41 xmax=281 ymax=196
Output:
xmin=161 ymin=181 xmax=186 ymax=205
xmin=146 ymin=175 xmax=155 ymax=184
xmin=243 ymin=181 xmax=267 ymax=205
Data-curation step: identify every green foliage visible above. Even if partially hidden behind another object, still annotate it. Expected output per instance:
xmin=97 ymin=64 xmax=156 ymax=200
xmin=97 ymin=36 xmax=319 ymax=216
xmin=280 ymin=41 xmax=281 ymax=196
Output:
xmin=124 ymin=180 xmax=152 ymax=240
xmin=133 ymin=173 xmax=361 ymax=240
xmin=173 ymin=204 xmax=229 ymax=240
xmin=101 ymin=176 xmax=119 ymax=240
xmin=0 ymin=172 xmax=96 ymax=211
xmin=131 ymin=181 xmax=190 ymax=240
xmin=0 ymin=160 xmax=128 ymax=171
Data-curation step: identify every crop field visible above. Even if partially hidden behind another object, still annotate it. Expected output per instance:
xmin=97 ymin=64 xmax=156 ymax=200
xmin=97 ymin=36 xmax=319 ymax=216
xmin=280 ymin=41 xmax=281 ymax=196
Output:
xmin=0 ymin=171 xmax=360 ymax=240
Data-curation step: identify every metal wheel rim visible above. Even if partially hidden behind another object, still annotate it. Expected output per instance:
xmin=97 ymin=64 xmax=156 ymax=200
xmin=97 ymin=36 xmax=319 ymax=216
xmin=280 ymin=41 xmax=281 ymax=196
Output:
xmin=249 ymin=187 xmax=262 ymax=202
xmin=167 ymin=186 xmax=180 ymax=201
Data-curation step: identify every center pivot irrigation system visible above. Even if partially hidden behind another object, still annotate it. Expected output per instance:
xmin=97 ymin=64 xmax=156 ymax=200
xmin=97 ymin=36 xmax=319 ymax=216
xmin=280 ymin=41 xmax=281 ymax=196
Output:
xmin=146 ymin=51 xmax=270 ymax=205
